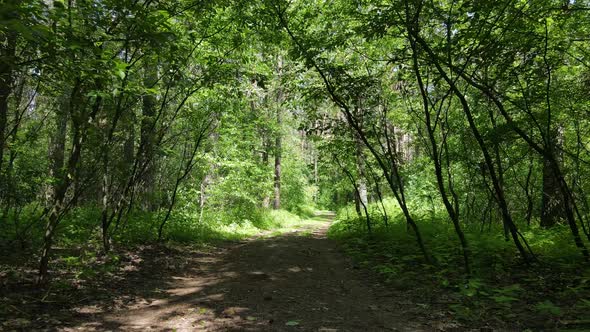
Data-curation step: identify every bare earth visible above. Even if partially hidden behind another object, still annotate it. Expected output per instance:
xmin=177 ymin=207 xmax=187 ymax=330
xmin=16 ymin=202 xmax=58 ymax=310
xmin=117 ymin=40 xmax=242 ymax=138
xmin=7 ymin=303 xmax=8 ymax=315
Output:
xmin=4 ymin=213 xmax=445 ymax=331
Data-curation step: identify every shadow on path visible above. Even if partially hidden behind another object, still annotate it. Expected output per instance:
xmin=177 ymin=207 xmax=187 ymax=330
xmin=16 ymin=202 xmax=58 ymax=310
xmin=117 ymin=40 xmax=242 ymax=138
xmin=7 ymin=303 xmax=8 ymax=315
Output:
xmin=58 ymin=212 xmax=428 ymax=331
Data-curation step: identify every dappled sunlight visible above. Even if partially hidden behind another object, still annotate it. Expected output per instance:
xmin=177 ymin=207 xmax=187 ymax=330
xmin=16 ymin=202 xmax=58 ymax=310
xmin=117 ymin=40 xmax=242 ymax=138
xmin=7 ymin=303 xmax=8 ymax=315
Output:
xmin=2 ymin=1 xmax=588 ymax=330
xmin=166 ymin=286 xmax=205 ymax=297
xmin=60 ymin=215 xmax=427 ymax=331
xmin=286 ymin=266 xmax=313 ymax=273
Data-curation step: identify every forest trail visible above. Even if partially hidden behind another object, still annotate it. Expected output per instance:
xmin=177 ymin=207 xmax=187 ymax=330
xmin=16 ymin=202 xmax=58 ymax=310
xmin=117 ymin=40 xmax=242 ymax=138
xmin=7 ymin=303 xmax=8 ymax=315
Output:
xmin=63 ymin=212 xmax=430 ymax=331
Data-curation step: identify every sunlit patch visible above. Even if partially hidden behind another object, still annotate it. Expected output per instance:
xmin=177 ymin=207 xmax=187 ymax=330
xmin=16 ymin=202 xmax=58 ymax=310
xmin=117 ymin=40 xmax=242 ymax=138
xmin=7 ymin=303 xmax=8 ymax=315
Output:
xmin=74 ymin=305 xmax=104 ymax=314
xmin=206 ymin=293 xmax=225 ymax=301
xmin=171 ymin=276 xmax=194 ymax=281
xmin=148 ymin=298 xmax=169 ymax=307
xmin=221 ymin=306 xmax=250 ymax=317
xmin=247 ymin=271 xmax=270 ymax=280
xmin=166 ymin=286 xmax=203 ymax=296
xmin=194 ymin=257 xmax=221 ymax=264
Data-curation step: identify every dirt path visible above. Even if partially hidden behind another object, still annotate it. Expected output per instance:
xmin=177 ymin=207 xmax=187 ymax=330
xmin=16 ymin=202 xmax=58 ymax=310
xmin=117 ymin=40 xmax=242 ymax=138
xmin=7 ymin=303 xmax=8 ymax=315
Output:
xmin=63 ymin=212 xmax=431 ymax=331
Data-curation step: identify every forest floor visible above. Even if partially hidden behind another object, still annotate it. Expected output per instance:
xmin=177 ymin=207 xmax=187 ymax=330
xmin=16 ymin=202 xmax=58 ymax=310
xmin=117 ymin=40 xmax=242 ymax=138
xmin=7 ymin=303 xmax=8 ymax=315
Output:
xmin=0 ymin=211 xmax=469 ymax=331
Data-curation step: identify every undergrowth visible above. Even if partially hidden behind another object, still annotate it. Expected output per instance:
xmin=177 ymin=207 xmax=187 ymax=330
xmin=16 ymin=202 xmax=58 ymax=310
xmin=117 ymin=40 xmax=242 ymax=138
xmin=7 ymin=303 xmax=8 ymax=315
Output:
xmin=0 ymin=205 xmax=311 ymax=281
xmin=328 ymin=199 xmax=590 ymax=330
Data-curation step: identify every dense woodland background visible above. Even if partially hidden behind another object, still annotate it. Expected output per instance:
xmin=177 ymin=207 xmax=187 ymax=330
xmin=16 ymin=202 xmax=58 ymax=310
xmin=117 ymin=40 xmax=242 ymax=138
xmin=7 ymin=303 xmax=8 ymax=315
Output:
xmin=1 ymin=0 xmax=590 ymax=328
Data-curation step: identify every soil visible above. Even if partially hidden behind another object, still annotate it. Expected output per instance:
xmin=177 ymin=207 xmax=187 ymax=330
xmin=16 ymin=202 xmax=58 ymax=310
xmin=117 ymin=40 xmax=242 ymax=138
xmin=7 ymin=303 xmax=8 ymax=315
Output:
xmin=1 ymin=212 xmax=456 ymax=331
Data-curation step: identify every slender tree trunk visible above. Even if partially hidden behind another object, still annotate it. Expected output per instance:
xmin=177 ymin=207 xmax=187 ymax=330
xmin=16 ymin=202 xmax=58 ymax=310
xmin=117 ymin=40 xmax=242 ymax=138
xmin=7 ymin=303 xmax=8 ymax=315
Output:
xmin=39 ymin=80 xmax=102 ymax=283
xmin=353 ymin=190 xmax=363 ymax=218
xmin=39 ymin=113 xmax=83 ymax=283
xmin=198 ymin=176 xmax=209 ymax=223
xmin=273 ymin=128 xmax=281 ymax=210
xmin=140 ymin=59 xmax=157 ymax=211
xmin=273 ymin=57 xmax=283 ymax=210
xmin=262 ymin=138 xmax=271 ymax=208
xmin=39 ymin=206 xmax=60 ymax=283
xmin=0 ymin=27 xmax=16 ymax=176
xmin=313 ymin=150 xmax=318 ymax=183
xmin=199 ymin=122 xmax=219 ymax=222
xmin=356 ymin=135 xmax=368 ymax=208
xmin=541 ymin=128 xmax=564 ymax=227
xmin=1 ymin=76 xmax=26 ymax=228
xmin=100 ymin=152 xmax=111 ymax=253
xmin=524 ymin=152 xmax=535 ymax=225
xmin=408 ymin=33 xmax=470 ymax=274
xmin=159 ymin=118 xmax=211 ymax=239
xmin=337 ymin=156 xmax=371 ymax=233
xmin=47 ymin=95 xmax=68 ymax=205
xmin=411 ymin=32 xmax=533 ymax=263
xmin=365 ymin=158 xmax=388 ymax=227
xmin=123 ymin=110 xmax=135 ymax=176
xmin=437 ymin=41 xmax=589 ymax=259
xmin=487 ymin=109 xmax=512 ymax=241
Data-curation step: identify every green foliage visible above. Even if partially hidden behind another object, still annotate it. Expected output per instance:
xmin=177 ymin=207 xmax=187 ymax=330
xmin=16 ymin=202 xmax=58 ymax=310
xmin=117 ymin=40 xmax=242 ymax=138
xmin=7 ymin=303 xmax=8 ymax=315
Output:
xmin=329 ymin=197 xmax=590 ymax=328
xmin=0 ymin=1 xmax=589 ymax=329
xmin=0 ymin=0 xmax=319 ymax=281
xmin=534 ymin=300 xmax=563 ymax=317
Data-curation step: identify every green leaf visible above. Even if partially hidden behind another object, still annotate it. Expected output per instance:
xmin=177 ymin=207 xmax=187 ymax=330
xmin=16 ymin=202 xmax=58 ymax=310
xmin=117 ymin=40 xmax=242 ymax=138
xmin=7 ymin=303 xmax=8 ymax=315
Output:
xmin=534 ymin=300 xmax=562 ymax=316
xmin=491 ymin=295 xmax=518 ymax=303
xmin=285 ymin=320 xmax=300 ymax=326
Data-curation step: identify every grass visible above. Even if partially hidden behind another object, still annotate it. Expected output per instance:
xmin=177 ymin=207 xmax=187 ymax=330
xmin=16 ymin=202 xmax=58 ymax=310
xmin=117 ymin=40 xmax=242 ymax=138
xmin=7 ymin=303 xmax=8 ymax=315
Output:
xmin=328 ymin=200 xmax=590 ymax=330
xmin=0 ymin=205 xmax=318 ymax=289
xmin=53 ymin=206 xmax=318 ymax=246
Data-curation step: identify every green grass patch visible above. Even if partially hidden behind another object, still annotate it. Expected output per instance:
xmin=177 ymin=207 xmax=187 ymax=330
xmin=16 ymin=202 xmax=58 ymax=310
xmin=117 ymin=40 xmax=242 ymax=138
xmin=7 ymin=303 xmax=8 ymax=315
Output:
xmin=1 ymin=204 xmax=319 ymax=265
xmin=328 ymin=200 xmax=590 ymax=330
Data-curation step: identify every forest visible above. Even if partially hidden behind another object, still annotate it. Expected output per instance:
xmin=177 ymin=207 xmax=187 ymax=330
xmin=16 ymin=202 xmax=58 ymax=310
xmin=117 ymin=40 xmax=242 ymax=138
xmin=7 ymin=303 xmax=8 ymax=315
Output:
xmin=1 ymin=0 xmax=590 ymax=330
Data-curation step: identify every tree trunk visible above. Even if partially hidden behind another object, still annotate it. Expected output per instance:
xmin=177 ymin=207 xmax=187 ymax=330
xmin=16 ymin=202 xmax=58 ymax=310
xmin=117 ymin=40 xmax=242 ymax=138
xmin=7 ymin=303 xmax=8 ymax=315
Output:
xmin=408 ymin=34 xmax=470 ymax=274
xmin=39 ymin=80 xmax=100 ymax=283
xmin=123 ymin=110 xmax=135 ymax=176
xmin=365 ymin=158 xmax=388 ymax=227
xmin=273 ymin=56 xmax=283 ymax=210
xmin=337 ymin=156 xmax=371 ymax=233
xmin=39 ymin=207 xmax=60 ymax=283
xmin=0 ymin=26 xmax=16 ymax=176
xmin=412 ymin=32 xmax=533 ymax=263
xmin=273 ymin=130 xmax=281 ymax=210
xmin=46 ymin=95 xmax=68 ymax=205
xmin=356 ymin=135 xmax=368 ymax=208
xmin=354 ymin=190 xmax=362 ymax=218
xmin=447 ymin=61 xmax=589 ymax=260
xmin=39 ymin=113 xmax=83 ymax=283
xmin=199 ymin=120 xmax=219 ymax=222
xmin=198 ymin=175 xmax=209 ymax=223
xmin=262 ymin=140 xmax=271 ymax=208
xmin=524 ymin=152 xmax=535 ymax=225
xmin=100 ymin=153 xmax=111 ymax=253
xmin=140 ymin=59 xmax=157 ymax=211
xmin=541 ymin=128 xmax=564 ymax=227
xmin=159 ymin=127 xmax=207 ymax=240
